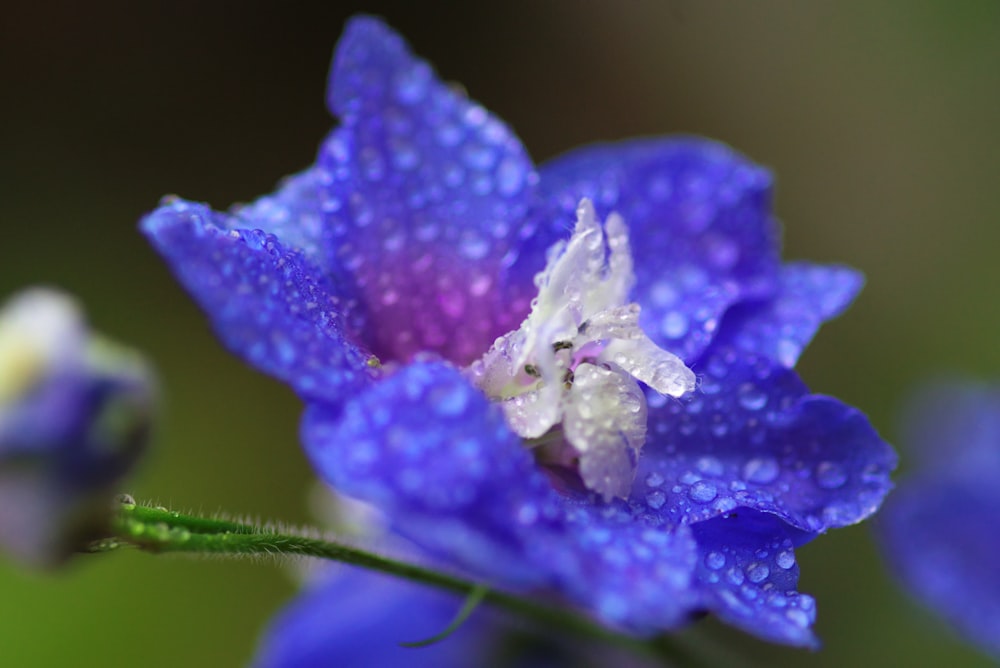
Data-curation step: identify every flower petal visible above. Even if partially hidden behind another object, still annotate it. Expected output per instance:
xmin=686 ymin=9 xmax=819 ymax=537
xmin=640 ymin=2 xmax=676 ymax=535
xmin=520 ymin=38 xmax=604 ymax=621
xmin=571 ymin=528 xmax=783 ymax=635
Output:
xmin=877 ymin=383 xmax=1000 ymax=659
xmin=712 ymin=263 xmax=864 ymax=367
xmin=509 ymin=137 xmax=780 ymax=363
xmin=319 ymin=16 xmax=538 ymax=364
xmin=633 ymin=347 xmax=896 ymax=534
xmin=896 ymin=381 xmax=1000 ymax=474
xmin=878 ymin=476 xmax=1000 ymax=659
xmin=302 ymin=361 xmax=698 ymax=632
xmin=142 ymin=200 xmax=374 ymax=404
xmin=692 ymin=510 xmax=818 ymax=648
xmin=252 ymin=567 xmax=491 ymax=668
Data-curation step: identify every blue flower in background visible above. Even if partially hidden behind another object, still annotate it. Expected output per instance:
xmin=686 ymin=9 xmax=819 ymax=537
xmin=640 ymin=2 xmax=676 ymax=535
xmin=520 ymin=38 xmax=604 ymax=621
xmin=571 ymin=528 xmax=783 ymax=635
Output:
xmin=255 ymin=565 xmax=661 ymax=668
xmin=878 ymin=383 xmax=1000 ymax=659
xmin=0 ymin=288 xmax=155 ymax=566
xmin=143 ymin=15 xmax=896 ymax=649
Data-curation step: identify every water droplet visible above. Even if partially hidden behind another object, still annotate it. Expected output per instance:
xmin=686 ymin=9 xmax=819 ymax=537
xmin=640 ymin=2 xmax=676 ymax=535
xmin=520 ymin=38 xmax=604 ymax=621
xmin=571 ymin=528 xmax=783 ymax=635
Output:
xmin=726 ymin=567 xmax=745 ymax=586
xmin=786 ymin=608 xmax=810 ymax=628
xmin=462 ymin=143 xmax=497 ymax=170
xmin=776 ymin=550 xmax=796 ymax=570
xmin=705 ymin=552 xmax=726 ymax=570
xmin=660 ymin=310 xmax=689 ymax=339
xmin=429 ymin=383 xmax=469 ymax=416
xmin=738 ymin=382 xmax=768 ymax=411
xmin=645 ymin=490 xmax=666 ymax=509
xmin=688 ymin=480 xmax=718 ymax=503
xmin=695 ymin=456 xmax=724 ymax=476
xmin=469 ymin=275 xmax=492 ymax=297
xmin=496 ymin=158 xmax=524 ymax=196
xmin=743 ymin=456 xmax=779 ymax=484
xmin=645 ymin=471 xmax=664 ymax=488
xmin=649 ymin=281 xmax=678 ymax=307
xmin=459 ymin=235 xmax=490 ymax=260
xmin=705 ymin=234 xmax=739 ymax=269
xmin=816 ymin=461 xmax=847 ymax=489
xmin=517 ymin=503 xmax=538 ymax=525
xmin=747 ymin=563 xmax=770 ymax=584
xmin=394 ymin=63 xmax=431 ymax=104
xmin=389 ymin=138 xmax=419 ymax=171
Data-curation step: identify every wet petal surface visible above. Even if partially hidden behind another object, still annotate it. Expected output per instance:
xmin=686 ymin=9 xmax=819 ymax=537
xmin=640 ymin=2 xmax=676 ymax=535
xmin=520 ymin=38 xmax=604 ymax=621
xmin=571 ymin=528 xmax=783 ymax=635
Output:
xmin=302 ymin=361 xmax=698 ymax=632
xmin=633 ymin=347 xmax=896 ymax=533
xmin=142 ymin=200 xmax=374 ymax=404
xmin=319 ymin=17 xmax=538 ymax=364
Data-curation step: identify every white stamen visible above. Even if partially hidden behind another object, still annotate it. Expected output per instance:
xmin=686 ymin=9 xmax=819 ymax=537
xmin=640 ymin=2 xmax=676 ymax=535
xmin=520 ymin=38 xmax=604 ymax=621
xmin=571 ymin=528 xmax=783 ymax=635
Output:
xmin=469 ymin=199 xmax=696 ymax=499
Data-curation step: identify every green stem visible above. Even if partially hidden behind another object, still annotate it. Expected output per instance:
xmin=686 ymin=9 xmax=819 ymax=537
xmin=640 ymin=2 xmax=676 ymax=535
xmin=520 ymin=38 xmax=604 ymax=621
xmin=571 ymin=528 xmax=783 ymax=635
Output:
xmin=107 ymin=501 xmax=711 ymax=666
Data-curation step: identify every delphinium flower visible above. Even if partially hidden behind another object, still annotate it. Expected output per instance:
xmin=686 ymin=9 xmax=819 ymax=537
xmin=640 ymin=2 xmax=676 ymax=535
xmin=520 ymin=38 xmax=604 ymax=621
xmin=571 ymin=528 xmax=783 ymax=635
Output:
xmin=142 ymin=14 xmax=897 ymax=654
xmin=878 ymin=383 xmax=1000 ymax=659
xmin=0 ymin=288 xmax=155 ymax=567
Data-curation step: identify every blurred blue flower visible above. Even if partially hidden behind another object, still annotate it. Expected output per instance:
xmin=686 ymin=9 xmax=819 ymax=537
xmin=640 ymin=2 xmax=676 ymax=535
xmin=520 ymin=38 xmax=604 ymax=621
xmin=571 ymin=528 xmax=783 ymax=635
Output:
xmin=254 ymin=565 xmax=661 ymax=668
xmin=878 ymin=383 xmax=1000 ymax=659
xmin=143 ymin=15 xmax=896 ymax=648
xmin=0 ymin=288 xmax=155 ymax=566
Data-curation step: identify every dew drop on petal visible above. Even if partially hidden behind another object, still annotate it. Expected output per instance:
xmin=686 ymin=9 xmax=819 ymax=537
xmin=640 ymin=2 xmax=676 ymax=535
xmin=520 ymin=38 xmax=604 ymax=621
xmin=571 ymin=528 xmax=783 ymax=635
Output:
xmin=743 ymin=456 xmax=779 ymax=484
xmin=747 ymin=563 xmax=770 ymax=584
xmin=660 ymin=310 xmax=689 ymax=339
xmin=646 ymin=490 xmax=666 ymax=509
xmin=645 ymin=471 xmax=664 ymax=488
xmin=688 ymin=480 xmax=718 ymax=503
xmin=815 ymin=461 xmax=847 ymax=489
xmin=776 ymin=550 xmax=796 ymax=570
xmin=705 ymin=551 xmax=726 ymax=570
xmin=737 ymin=382 xmax=768 ymax=411
xmin=786 ymin=608 xmax=810 ymax=628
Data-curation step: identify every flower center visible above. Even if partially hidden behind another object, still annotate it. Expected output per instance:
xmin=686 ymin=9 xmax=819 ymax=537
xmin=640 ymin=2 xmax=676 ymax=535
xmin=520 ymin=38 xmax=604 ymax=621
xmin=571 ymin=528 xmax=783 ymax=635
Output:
xmin=468 ymin=199 xmax=695 ymax=501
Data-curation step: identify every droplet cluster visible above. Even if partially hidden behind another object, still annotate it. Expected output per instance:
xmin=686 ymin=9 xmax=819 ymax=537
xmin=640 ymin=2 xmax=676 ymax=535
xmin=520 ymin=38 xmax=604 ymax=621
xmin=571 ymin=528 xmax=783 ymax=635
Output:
xmin=629 ymin=346 xmax=896 ymax=534
xmin=142 ymin=201 xmax=375 ymax=404
xmin=692 ymin=513 xmax=816 ymax=646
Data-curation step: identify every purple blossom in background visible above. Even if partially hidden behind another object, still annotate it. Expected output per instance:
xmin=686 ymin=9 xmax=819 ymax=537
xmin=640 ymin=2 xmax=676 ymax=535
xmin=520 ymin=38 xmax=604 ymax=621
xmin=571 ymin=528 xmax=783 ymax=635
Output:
xmin=878 ymin=383 xmax=1000 ymax=659
xmin=142 ymin=15 xmax=897 ymax=652
xmin=0 ymin=288 xmax=155 ymax=566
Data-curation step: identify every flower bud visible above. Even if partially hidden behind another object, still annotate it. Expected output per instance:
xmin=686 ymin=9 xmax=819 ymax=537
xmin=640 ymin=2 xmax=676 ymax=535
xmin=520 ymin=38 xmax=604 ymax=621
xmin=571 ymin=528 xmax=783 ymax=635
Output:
xmin=0 ymin=288 xmax=156 ymax=566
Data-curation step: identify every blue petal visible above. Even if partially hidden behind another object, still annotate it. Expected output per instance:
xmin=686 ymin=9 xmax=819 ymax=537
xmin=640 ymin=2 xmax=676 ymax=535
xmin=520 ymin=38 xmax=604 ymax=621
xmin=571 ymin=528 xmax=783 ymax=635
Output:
xmin=509 ymin=137 xmax=780 ymax=363
xmin=633 ymin=347 xmax=897 ymax=534
xmin=253 ymin=567 xmax=492 ymax=668
xmin=711 ymin=263 xmax=864 ymax=367
xmin=878 ymin=383 xmax=1000 ymax=659
xmin=897 ymin=381 xmax=1000 ymax=475
xmin=318 ymin=16 xmax=538 ymax=364
xmin=879 ymin=476 xmax=1000 ymax=659
xmin=303 ymin=362 xmax=698 ymax=633
xmin=692 ymin=510 xmax=818 ymax=648
xmin=142 ymin=200 xmax=374 ymax=404
xmin=226 ymin=167 xmax=330 ymax=271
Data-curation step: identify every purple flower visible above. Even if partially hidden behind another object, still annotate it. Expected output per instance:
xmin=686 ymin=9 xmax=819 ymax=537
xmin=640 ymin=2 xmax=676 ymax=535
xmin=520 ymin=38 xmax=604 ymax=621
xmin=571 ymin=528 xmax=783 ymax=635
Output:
xmin=0 ymin=288 xmax=155 ymax=566
xmin=878 ymin=383 xmax=1000 ymax=659
xmin=142 ymin=15 xmax=896 ymax=648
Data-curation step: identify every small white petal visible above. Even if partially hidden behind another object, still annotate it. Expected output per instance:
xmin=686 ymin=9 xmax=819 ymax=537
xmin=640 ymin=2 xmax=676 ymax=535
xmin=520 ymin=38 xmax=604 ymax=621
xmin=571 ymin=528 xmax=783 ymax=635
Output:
xmin=502 ymin=386 xmax=563 ymax=439
xmin=563 ymin=364 xmax=647 ymax=501
xmin=601 ymin=335 xmax=696 ymax=398
xmin=577 ymin=303 xmax=642 ymax=344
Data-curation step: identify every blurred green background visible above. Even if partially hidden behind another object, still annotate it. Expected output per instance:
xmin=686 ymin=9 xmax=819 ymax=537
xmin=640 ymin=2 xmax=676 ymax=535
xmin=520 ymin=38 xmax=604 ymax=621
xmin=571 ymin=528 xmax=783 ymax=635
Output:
xmin=1 ymin=1 xmax=998 ymax=666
